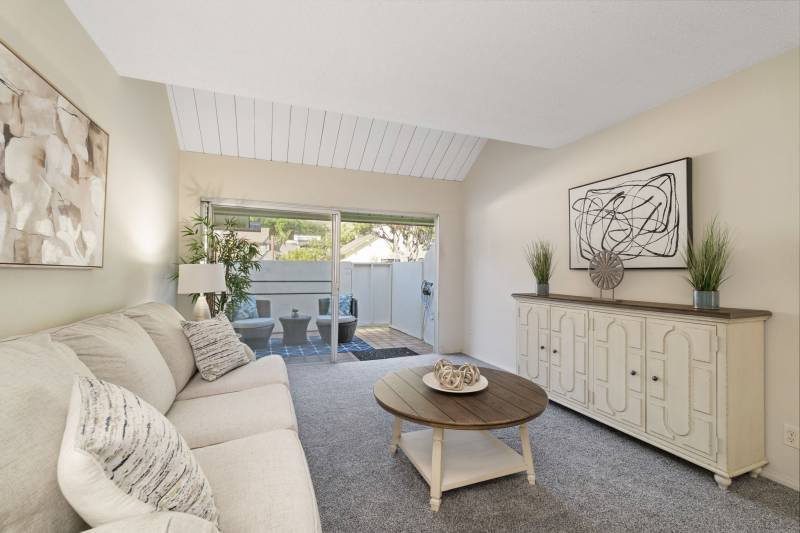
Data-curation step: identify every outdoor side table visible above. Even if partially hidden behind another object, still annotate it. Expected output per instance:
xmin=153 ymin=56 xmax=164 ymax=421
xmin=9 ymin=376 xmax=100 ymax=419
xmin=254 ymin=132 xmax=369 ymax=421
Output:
xmin=279 ymin=315 xmax=311 ymax=345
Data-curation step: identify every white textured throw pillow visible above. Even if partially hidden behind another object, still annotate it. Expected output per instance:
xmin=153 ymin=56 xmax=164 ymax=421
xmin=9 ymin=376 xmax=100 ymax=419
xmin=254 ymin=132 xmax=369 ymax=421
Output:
xmin=182 ymin=315 xmax=250 ymax=381
xmin=57 ymin=377 xmax=220 ymax=528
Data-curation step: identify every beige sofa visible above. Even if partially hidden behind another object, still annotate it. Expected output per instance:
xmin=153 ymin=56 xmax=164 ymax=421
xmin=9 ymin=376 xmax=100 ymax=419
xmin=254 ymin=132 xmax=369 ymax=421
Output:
xmin=0 ymin=302 xmax=321 ymax=533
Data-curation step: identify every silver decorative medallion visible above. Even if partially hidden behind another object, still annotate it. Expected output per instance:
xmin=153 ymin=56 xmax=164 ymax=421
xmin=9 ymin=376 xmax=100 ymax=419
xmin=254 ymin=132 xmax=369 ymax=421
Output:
xmin=589 ymin=251 xmax=624 ymax=298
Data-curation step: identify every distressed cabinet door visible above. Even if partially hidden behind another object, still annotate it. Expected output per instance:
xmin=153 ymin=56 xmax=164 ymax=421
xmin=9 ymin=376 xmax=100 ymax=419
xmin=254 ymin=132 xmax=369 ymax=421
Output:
xmin=645 ymin=319 xmax=718 ymax=460
xmin=517 ymin=302 xmax=550 ymax=389
xmin=549 ymin=306 xmax=589 ymax=406
xmin=591 ymin=312 xmax=645 ymax=429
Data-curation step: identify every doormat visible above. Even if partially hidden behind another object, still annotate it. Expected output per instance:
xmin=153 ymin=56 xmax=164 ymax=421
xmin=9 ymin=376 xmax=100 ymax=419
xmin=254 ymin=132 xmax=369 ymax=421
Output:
xmin=352 ymin=347 xmax=419 ymax=361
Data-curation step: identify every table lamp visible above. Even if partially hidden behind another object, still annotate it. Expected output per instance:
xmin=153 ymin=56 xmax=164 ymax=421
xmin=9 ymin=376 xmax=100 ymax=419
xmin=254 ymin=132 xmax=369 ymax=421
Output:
xmin=177 ymin=263 xmax=227 ymax=320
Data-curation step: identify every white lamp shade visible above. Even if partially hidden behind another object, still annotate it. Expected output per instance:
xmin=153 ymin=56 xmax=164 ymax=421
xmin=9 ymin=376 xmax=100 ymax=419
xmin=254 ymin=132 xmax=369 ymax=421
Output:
xmin=177 ymin=263 xmax=227 ymax=294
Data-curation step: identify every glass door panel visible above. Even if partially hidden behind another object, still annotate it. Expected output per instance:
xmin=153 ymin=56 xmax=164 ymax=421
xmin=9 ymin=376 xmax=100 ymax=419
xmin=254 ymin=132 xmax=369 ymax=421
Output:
xmin=210 ymin=204 xmax=339 ymax=364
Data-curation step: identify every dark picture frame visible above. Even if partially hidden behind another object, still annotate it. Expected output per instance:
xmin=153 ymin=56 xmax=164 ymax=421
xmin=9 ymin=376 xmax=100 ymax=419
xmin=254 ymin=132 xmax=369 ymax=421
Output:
xmin=568 ymin=158 xmax=692 ymax=270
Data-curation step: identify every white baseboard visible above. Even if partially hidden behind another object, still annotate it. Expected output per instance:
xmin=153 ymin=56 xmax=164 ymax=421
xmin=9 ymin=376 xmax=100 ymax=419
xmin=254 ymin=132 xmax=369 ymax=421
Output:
xmin=763 ymin=470 xmax=800 ymax=491
xmin=461 ymin=351 xmax=515 ymax=374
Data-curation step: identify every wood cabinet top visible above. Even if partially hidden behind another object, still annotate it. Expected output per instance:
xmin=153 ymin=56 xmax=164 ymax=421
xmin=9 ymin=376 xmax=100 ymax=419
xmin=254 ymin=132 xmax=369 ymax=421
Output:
xmin=373 ymin=366 xmax=548 ymax=430
xmin=511 ymin=293 xmax=771 ymax=320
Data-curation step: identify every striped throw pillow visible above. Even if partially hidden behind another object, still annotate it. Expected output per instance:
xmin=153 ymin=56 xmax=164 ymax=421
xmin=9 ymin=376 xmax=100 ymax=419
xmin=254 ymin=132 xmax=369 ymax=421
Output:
xmin=182 ymin=314 xmax=250 ymax=381
xmin=57 ymin=377 xmax=220 ymax=528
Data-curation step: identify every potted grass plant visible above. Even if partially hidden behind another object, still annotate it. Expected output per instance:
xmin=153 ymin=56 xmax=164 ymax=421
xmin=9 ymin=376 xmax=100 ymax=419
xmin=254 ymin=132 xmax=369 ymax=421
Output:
xmin=524 ymin=240 xmax=555 ymax=296
xmin=683 ymin=218 xmax=731 ymax=310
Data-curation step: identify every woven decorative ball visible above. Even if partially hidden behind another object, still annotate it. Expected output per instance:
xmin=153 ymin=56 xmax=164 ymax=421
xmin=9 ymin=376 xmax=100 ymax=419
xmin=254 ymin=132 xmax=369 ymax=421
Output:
xmin=433 ymin=359 xmax=453 ymax=376
xmin=436 ymin=366 xmax=465 ymax=391
xmin=458 ymin=364 xmax=481 ymax=386
xmin=432 ymin=359 xmax=481 ymax=391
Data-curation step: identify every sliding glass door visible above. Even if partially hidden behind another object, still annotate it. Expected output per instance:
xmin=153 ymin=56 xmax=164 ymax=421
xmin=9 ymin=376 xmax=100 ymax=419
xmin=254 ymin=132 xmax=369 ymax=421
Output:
xmin=339 ymin=212 xmax=437 ymax=357
xmin=203 ymin=199 xmax=439 ymax=364
xmin=206 ymin=202 xmax=341 ymax=363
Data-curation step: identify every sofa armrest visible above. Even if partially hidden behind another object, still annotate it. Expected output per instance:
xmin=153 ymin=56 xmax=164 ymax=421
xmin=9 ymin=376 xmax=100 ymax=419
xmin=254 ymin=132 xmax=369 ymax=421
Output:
xmin=83 ymin=512 xmax=219 ymax=533
xmin=351 ymin=297 xmax=358 ymax=318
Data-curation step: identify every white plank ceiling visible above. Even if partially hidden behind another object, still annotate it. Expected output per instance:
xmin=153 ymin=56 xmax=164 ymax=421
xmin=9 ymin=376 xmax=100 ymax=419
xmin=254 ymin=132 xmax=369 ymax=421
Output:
xmin=167 ymin=85 xmax=485 ymax=181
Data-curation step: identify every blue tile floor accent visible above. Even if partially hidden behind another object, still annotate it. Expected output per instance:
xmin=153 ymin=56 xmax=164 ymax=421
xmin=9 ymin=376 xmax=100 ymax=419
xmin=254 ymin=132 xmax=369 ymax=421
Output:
xmin=255 ymin=335 xmax=373 ymax=358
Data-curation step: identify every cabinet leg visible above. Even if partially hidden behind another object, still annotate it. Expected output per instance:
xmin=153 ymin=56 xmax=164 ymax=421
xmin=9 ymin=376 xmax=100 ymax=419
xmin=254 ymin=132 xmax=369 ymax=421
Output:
xmin=749 ymin=467 xmax=763 ymax=479
xmin=519 ymin=424 xmax=536 ymax=485
xmin=714 ymin=474 xmax=732 ymax=491
xmin=389 ymin=417 xmax=402 ymax=455
xmin=430 ymin=428 xmax=444 ymax=512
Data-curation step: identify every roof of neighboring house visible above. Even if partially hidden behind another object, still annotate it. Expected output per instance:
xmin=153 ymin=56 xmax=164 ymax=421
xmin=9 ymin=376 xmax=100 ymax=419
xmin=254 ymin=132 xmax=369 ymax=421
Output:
xmin=340 ymin=234 xmax=379 ymax=259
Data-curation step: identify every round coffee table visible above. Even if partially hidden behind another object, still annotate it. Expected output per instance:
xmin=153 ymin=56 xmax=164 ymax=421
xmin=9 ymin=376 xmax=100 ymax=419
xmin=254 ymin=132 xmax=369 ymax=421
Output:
xmin=374 ymin=366 xmax=548 ymax=511
xmin=279 ymin=314 xmax=311 ymax=345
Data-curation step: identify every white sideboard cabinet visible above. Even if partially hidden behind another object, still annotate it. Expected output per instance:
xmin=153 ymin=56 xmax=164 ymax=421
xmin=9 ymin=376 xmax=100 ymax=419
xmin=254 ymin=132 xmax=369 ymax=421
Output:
xmin=513 ymin=293 xmax=771 ymax=490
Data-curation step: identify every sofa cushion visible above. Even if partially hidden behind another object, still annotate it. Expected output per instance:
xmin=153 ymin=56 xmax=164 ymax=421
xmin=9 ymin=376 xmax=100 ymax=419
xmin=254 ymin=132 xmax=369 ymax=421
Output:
xmin=231 ymin=317 xmax=275 ymax=329
xmin=124 ymin=302 xmax=197 ymax=391
xmin=167 ymin=384 xmax=297 ymax=448
xmin=58 ymin=377 xmax=220 ymax=528
xmin=52 ymin=313 xmax=176 ymax=413
xmin=338 ymin=293 xmax=353 ymax=316
xmin=0 ymin=334 xmax=92 ymax=533
xmin=193 ymin=431 xmax=321 ymax=533
xmin=243 ymin=342 xmax=256 ymax=362
xmin=230 ymin=295 xmax=258 ymax=321
xmin=315 ymin=315 xmax=356 ymax=325
xmin=177 ymin=354 xmax=289 ymax=400
xmin=85 ymin=512 xmax=220 ymax=533
xmin=182 ymin=315 xmax=250 ymax=382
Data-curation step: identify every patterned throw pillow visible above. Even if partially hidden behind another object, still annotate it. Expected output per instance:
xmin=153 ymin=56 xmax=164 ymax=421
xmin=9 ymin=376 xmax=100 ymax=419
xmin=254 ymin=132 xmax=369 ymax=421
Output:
xmin=230 ymin=295 xmax=258 ymax=322
xmin=182 ymin=314 xmax=251 ymax=381
xmin=338 ymin=294 xmax=353 ymax=316
xmin=57 ymin=377 xmax=220 ymax=528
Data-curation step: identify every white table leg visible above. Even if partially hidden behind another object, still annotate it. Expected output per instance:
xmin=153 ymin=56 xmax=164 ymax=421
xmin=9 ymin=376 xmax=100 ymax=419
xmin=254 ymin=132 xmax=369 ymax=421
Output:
xmin=520 ymin=424 xmax=536 ymax=485
xmin=430 ymin=427 xmax=444 ymax=512
xmin=390 ymin=417 xmax=402 ymax=455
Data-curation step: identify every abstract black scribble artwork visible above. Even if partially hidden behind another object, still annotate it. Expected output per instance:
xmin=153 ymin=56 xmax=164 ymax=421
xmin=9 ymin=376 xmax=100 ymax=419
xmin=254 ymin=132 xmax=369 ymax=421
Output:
xmin=569 ymin=159 xmax=691 ymax=269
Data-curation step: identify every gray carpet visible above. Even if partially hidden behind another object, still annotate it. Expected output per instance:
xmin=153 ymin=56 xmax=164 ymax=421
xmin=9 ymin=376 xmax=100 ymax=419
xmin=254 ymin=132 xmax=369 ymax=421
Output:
xmin=287 ymin=354 xmax=799 ymax=533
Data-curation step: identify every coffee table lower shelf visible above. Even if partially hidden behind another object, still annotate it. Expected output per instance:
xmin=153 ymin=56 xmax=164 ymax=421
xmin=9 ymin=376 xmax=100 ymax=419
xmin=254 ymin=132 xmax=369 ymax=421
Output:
xmin=396 ymin=427 xmax=534 ymax=511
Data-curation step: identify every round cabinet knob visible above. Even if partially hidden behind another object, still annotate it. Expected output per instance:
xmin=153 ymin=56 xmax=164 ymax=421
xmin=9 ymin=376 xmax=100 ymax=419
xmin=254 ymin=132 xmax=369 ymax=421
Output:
xmin=540 ymin=346 xmax=545 ymax=350
xmin=630 ymin=370 xmax=637 ymax=376
xmin=651 ymin=376 xmax=659 ymax=382
xmin=552 ymin=349 xmax=558 ymax=354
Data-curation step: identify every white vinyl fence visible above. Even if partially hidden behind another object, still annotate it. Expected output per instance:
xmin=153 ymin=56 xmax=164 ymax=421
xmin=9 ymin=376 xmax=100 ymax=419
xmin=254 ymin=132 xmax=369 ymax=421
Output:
xmin=390 ymin=262 xmax=424 ymax=338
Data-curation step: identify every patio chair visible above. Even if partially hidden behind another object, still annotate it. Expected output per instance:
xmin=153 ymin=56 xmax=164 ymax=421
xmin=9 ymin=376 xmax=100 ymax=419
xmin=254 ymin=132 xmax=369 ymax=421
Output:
xmin=316 ymin=296 xmax=358 ymax=344
xmin=230 ymin=297 xmax=275 ymax=349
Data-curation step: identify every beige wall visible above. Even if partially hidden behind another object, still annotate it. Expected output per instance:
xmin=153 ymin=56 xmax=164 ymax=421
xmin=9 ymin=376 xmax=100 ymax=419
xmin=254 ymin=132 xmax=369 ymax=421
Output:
xmin=463 ymin=49 xmax=800 ymax=489
xmin=178 ymin=152 xmax=465 ymax=352
xmin=0 ymin=0 xmax=179 ymax=337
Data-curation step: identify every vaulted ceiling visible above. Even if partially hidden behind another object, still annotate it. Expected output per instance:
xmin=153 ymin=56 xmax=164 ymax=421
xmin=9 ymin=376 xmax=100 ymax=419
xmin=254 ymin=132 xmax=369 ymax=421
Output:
xmin=167 ymin=85 xmax=485 ymax=180
xmin=66 ymin=1 xmax=799 ymax=178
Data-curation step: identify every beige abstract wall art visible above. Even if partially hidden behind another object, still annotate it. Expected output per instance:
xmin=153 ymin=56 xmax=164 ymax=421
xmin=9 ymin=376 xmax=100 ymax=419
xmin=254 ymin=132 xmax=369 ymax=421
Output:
xmin=0 ymin=40 xmax=108 ymax=267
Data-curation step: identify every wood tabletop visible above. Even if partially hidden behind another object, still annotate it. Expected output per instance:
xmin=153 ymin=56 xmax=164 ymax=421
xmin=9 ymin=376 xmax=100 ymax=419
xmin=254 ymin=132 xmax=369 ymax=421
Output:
xmin=373 ymin=366 xmax=548 ymax=430
xmin=512 ymin=292 xmax=772 ymax=320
